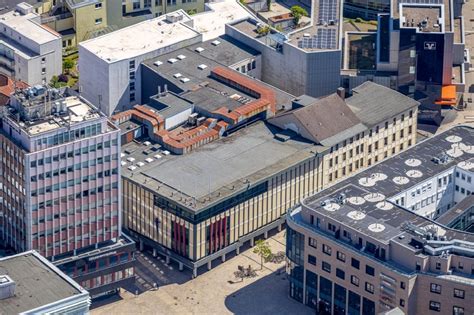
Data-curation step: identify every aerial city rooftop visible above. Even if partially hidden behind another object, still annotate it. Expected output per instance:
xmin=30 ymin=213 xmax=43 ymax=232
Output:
xmin=0 ymin=0 xmax=473 ymax=313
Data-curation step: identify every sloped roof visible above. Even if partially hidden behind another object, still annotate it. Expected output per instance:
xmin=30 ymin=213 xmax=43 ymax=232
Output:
xmin=346 ymin=81 xmax=419 ymax=127
xmin=269 ymin=93 xmax=366 ymax=146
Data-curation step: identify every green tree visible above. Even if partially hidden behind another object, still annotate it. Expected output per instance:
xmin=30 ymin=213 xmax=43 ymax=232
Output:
xmin=290 ymin=5 xmax=308 ymax=25
xmin=266 ymin=0 xmax=271 ymax=11
xmin=257 ymin=25 xmax=270 ymax=36
xmin=253 ymin=239 xmax=272 ymax=270
xmin=63 ymin=59 xmax=74 ymax=72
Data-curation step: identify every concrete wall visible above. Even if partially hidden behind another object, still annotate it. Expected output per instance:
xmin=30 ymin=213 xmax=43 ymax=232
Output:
xmin=226 ymin=23 xmax=341 ymax=98
xmin=79 ymin=33 xmax=201 ymax=115
xmin=73 ymin=1 xmax=109 ymax=43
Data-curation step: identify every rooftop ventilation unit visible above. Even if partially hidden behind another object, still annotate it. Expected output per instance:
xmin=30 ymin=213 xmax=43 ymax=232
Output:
xmin=432 ymin=153 xmax=451 ymax=164
xmin=128 ymin=165 xmax=137 ymax=171
xmin=198 ymin=64 xmax=208 ymax=70
xmin=136 ymin=161 xmax=145 ymax=167
xmin=180 ymin=78 xmax=190 ymax=83
xmin=195 ymin=47 xmax=205 ymax=53
xmin=168 ymin=58 xmax=178 ymax=64
xmin=303 ymin=33 xmax=311 ymax=37
xmin=177 ymin=54 xmax=186 ymax=60
xmin=0 ymin=275 xmax=15 ymax=300
xmin=173 ymin=73 xmax=182 ymax=78
xmin=212 ymin=40 xmax=221 ymax=46
xmin=145 ymin=157 xmax=154 ymax=163
xmin=154 ymin=60 xmax=163 ymax=67
xmin=162 ymin=150 xmax=170 ymax=156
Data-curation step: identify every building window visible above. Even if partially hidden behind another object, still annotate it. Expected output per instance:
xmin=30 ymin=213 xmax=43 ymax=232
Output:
xmin=95 ymin=18 xmax=103 ymax=24
xmin=133 ymin=0 xmax=140 ymax=9
xmin=453 ymin=306 xmax=464 ymax=315
xmin=350 ymin=275 xmax=359 ymax=286
xmin=409 ymin=66 xmax=416 ymax=74
xmin=95 ymin=2 xmax=102 ymax=9
xmin=400 ymin=299 xmax=405 ymax=307
xmin=308 ymin=255 xmax=316 ymax=266
xmin=365 ymin=282 xmax=374 ymax=294
xmin=454 ymin=289 xmax=465 ymax=299
xmin=144 ymin=0 xmax=151 ymax=7
xmin=129 ymin=60 xmax=135 ymax=69
xmin=429 ymin=301 xmax=441 ymax=312
xmin=336 ymin=268 xmax=345 ymax=280
xmin=430 ymin=283 xmax=441 ymax=294
xmin=130 ymin=93 xmax=135 ymax=102
xmin=308 ymin=237 xmax=317 ymax=249
xmin=400 ymin=281 xmax=406 ymax=290
xmin=322 ymin=261 xmax=331 ymax=273
xmin=366 ymin=265 xmax=375 ymax=276
xmin=322 ymin=244 xmax=332 ymax=256
xmin=336 ymin=251 xmax=346 ymax=262
xmin=351 ymin=258 xmax=360 ymax=269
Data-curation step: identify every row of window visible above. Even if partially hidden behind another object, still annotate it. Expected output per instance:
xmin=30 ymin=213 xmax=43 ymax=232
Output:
xmin=307 ymin=254 xmax=376 ymax=294
xmin=31 ymin=158 xmax=117 ymax=182
xmin=30 ymin=141 xmax=115 ymax=167
xmin=430 ymin=283 xmax=465 ymax=298
xmin=429 ymin=301 xmax=464 ymax=314
xmin=236 ymin=60 xmax=257 ymax=74
xmin=33 ymin=123 xmax=104 ymax=148
xmin=455 ymin=171 xmax=472 ymax=183
xmin=31 ymin=169 xmax=118 ymax=196
xmin=81 ymin=267 xmax=134 ymax=290
xmin=31 ymin=183 xmax=118 ymax=211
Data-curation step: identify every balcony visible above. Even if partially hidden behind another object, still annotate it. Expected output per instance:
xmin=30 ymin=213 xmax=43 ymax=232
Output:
xmin=41 ymin=11 xmax=73 ymax=24
xmin=0 ymin=54 xmax=14 ymax=67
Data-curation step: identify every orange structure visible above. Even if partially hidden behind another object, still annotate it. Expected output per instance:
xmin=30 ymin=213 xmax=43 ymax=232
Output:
xmin=111 ymin=66 xmax=277 ymax=154
xmin=435 ymin=85 xmax=457 ymax=106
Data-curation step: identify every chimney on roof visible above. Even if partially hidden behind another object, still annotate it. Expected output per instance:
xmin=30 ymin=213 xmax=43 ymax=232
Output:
xmin=0 ymin=275 xmax=16 ymax=300
xmin=157 ymin=86 xmax=161 ymax=98
xmin=336 ymin=87 xmax=345 ymax=100
xmin=164 ymin=84 xmax=168 ymax=95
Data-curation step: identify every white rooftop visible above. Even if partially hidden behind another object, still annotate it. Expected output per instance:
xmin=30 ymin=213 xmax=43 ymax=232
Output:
xmin=192 ymin=0 xmax=251 ymax=41
xmin=79 ymin=10 xmax=201 ymax=63
xmin=26 ymin=96 xmax=101 ymax=135
xmin=0 ymin=11 xmax=60 ymax=45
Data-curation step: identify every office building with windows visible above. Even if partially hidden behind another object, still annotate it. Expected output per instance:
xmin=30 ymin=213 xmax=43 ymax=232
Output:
xmin=286 ymin=125 xmax=474 ymax=314
xmin=342 ymin=0 xmax=467 ymax=102
xmin=0 ymin=3 xmax=62 ymax=86
xmin=0 ymin=85 xmax=135 ymax=298
xmin=40 ymin=0 xmax=205 ymax=49
xmin=120 ymin=80 xmax=418 ymax=276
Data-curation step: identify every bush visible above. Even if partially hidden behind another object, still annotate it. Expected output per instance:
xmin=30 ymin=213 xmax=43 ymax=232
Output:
xmin=290 ymin=5 xmax=308 ymax=25
xmin=58 ymin=74 xmax=69 ymax=83
xmin=63 ymin=59 xmax=74 ymax=71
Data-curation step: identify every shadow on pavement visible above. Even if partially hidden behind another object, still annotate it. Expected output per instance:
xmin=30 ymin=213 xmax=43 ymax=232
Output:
xmin=224 ymin=266 xmax=312 ymax=315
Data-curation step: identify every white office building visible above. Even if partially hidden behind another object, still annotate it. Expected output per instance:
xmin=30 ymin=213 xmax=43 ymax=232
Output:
xmin=0 ymin=3 xmax=62 ymax=85
xmin=78 ymin=10 xmax=202 ymax=116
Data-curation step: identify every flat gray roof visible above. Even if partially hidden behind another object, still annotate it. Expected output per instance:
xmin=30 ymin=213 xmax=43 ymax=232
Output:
xmin=142 ymin=37 xmax=293 ymax=112
xmin=146 ymin=93 xmax=193 ymax=119
xmin=302 ymin=125 xmax=474 ymax=243
xmin=186 ymin=35 xmax=260 ymax=67
xmin=122 ymin=121 xmax=324 ymax=211
xmin=0 ymin=251 xmax=85 ymax=314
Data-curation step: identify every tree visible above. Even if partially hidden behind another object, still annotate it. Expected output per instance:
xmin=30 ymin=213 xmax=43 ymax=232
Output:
xmin=63 ymin=59 xmax=74 ymax=72
xmin=253 ymin=239 xmax=272 ymax=270
xmin=290 ymin=5 xmax=308 ymax=25
xmin=266 ymin=0 xmax=271 ymax=11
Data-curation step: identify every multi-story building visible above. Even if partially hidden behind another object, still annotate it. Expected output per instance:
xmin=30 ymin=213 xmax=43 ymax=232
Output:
xmin=78 ymin=10 xmax=202 ymax=116
xmin=0 ymin=85 xmax=135 ymax=298
xmin=0 ymin=250 xmax=91 ymax=314
xmin=40 ymin=0 xmax=205 ymax=49
xmin=0 ymin=3 xmax=62 ymax=85
xmin=286 ymin=125 xmax=474 ymax=314
xmin=342 ymin=0 xmax=467 ymax=102
xmin=119 ymin=75 xmax=418 ymax=276
xmin=226 ymin=0 xmax=343 ymax=99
